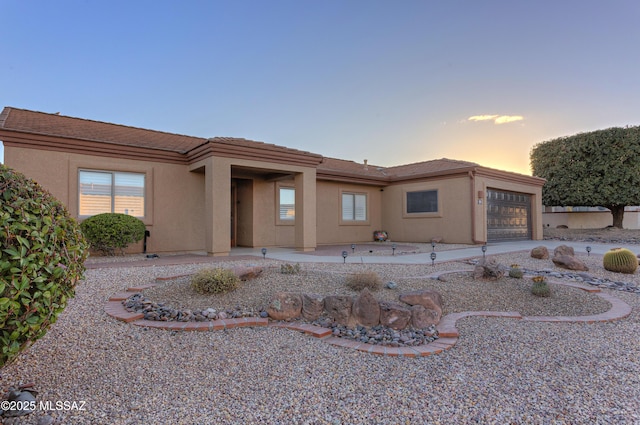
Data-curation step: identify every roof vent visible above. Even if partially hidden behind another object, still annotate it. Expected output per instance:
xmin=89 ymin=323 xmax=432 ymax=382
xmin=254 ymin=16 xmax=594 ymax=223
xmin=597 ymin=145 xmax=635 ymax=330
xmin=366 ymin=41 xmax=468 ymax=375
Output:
xmin=363 ymin=159 xmax=368 ymax=170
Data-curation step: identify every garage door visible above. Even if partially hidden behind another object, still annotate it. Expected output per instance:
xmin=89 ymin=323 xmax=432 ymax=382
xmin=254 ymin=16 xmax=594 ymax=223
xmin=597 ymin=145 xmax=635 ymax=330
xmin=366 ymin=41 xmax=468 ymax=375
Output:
xmin=487 ymin=189 xmax=531 ymax=241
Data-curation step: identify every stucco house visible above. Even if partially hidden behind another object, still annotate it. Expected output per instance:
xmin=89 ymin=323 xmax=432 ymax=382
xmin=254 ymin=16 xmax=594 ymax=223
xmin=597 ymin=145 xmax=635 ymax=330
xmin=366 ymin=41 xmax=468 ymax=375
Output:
xmin=0 ymin=107 xmax=545 ymax=255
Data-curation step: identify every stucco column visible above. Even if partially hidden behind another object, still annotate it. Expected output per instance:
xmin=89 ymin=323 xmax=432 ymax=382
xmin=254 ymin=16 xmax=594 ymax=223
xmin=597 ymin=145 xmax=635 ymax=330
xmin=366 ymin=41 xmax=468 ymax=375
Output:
xmin=204 ymin=157 xmax=231 ymax=256
xmin=294 ymin=170 xmax=316 ymax=251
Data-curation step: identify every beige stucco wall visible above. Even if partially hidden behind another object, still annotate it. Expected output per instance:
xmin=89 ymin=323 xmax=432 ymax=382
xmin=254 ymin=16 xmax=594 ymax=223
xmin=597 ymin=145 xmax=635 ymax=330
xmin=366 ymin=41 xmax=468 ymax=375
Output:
xmin=381 ymin=176 xmax=474 ymax=244
xmin=473 ymin=174 xmax=543 ymax=242
xmin=315 ymin=181 xmax=384 ymax=244
xmin=543 ymin=211 xmax=640 ymax=229
xmin=5 ymin=146 xmax=206 ymax=254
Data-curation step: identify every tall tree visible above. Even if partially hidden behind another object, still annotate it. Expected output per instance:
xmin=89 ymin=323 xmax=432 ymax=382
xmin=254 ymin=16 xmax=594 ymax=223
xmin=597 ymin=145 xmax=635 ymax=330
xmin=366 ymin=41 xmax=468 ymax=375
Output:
xmin=530 ymin=126 xmax=640 ymax=228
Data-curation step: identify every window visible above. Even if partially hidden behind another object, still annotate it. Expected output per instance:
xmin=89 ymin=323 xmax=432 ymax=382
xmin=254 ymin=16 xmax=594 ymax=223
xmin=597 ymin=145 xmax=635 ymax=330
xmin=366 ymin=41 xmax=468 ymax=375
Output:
xmin=79 ymin=170 xmax=145 ymax=217
xmin=406 ymin=190 xmax=438 ymax=213
xmin=279 ymin=187 xmax=295 ymax=221
xmin=342 ymin=193 xmax=367 ymax=221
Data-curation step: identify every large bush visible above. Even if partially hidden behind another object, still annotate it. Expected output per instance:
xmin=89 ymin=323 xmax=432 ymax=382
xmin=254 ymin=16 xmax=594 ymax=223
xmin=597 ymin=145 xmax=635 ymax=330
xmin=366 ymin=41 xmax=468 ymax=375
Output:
xmin=80 ymin=213 xmax=146 ymax=256
xmin=1 ymin=165 xmax=88 ymax=367
xmin=191 ymin=268 xmax=239 ymax=294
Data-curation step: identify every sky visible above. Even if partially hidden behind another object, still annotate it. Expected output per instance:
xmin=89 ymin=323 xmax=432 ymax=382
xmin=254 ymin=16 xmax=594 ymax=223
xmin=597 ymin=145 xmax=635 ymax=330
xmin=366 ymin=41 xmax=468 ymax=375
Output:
xmin=1 ymin=0 xmax=639 ymax=175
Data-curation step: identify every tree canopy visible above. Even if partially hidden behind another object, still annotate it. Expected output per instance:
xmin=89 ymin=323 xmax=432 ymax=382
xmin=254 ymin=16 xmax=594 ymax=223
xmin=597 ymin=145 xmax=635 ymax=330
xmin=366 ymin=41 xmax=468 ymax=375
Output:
xmin=530 ymin=126 xmax=640 ymax=228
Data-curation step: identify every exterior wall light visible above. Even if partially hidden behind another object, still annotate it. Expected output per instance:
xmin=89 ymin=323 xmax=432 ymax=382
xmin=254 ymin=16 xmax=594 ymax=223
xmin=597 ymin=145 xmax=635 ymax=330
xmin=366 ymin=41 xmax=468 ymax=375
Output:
xmin=342 ymin=251 xmax=348 ymax=263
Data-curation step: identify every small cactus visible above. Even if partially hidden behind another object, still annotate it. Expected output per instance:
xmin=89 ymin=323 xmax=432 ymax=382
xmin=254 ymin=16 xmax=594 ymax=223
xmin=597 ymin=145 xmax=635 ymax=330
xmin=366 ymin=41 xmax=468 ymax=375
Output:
xmin=508 ymin=264 xmax=523 ymax=279
xmin=603 ymin=248 xmax=638 ymax=274
xmin=531 ymin=276 xmax=550 ymax=297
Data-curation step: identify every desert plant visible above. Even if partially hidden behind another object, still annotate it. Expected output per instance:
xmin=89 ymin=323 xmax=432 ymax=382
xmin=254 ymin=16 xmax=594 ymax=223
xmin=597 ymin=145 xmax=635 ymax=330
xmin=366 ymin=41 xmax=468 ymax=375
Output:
xmin=603 ymin=248 xmax=638 ymax=274
xmin=191 ymin=268 xmax=239 ymax=294
xmin=345 ymin=271 xmax=382 ymax=292
xmin=531 ymin=276 xmax=551 ymax=297
xmin=80 ymin=213 xmax=146 ymax=255
xmin=508 ymin=264 xmax=523 ymax=279
xmin=1 ymin=165 xmax=88 ymax=367
xmin=280 ymin=263 xmax=301 ymax=274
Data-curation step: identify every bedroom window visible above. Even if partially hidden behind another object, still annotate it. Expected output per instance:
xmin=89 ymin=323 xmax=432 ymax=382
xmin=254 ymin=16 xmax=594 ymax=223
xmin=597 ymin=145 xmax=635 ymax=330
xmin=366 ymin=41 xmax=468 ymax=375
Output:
xmin=342 ymin=193 xmax=367 ymax=221
xmin=406 ymin=190 xmax=438 ymax=213
xmin=79 ymin=170 xmax=145 ymax=217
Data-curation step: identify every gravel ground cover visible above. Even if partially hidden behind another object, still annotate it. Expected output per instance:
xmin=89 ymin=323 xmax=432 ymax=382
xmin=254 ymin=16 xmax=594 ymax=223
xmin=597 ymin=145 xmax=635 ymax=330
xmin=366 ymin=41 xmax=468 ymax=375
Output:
xmin=1 ymin=245 xmax=639 ymax=424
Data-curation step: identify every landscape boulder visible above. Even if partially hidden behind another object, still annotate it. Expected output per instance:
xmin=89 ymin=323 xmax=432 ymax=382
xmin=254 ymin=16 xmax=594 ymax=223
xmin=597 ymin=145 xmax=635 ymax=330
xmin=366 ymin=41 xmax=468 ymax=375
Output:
xmin=266 ymin=292 xmax=302 ymax=321
xmin=378 ymin=302 xmax=412 ymax=330
xmin=301 ymin=293 xmax=324 ymax=321
xmin=473 ymin=257 xmax=504 ymax=280
xmin=410 ymin=305 xmax=441 ymax=328
xmin=351 ymin=288 xmax=380 ymax=327
xmin=530 ymin=246 xmax=549 ymax=260
xmin=398 ymin=289 xmax=443 ymax=316
xmin=323 ymin=295 xmax=354 ymax=326
xmin=554 ymin=245 xmax=575 ymax=257
xmin=552 ymin=254 xmax=589 ymax=271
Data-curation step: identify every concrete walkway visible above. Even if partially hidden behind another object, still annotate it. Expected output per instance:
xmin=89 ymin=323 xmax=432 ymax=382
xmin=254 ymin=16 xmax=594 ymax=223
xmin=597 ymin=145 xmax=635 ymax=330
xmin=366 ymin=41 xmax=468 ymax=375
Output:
xmin=230 ymin=239 xmax=621 ymax=265
xmin=87 ymin=239 xmax=625 ymax=269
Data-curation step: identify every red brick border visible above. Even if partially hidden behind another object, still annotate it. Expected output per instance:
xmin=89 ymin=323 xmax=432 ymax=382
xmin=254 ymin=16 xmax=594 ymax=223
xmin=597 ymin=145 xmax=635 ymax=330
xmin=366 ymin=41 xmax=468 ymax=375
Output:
xmin=104 ymin=274 xmax=632 ymax=357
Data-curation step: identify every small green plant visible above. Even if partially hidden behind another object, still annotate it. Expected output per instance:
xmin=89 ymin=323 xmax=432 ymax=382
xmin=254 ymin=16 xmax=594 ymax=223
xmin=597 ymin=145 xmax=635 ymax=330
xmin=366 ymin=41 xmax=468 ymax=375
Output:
xmin=80 ymin=213 xmax=146 ymax=256
xmin=280 ymin=263 xmax=301 ymax=274
xmin=603 ymin=248 xmax=638 ymax=274
xmin=1 ymin=165 xmax=88 ymax=367
xmin=531 ymin=276 xmax=551 ymax=297
xmin=508 ymin=264 xmax=523 ymax=279
xmin=345 ymin=271 xmax=382 ymax=292
xmin=191 ymin=268 xmax=239 ymax=294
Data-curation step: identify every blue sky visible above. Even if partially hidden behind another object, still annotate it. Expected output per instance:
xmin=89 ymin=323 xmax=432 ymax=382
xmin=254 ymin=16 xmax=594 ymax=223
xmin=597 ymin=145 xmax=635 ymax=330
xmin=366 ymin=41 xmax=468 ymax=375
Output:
xmin=1 ymin=0 xmax=639 ymax=175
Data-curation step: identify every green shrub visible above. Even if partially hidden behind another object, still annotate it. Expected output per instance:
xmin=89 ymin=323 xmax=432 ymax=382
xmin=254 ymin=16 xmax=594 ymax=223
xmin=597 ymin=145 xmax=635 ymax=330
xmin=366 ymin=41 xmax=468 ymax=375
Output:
xmin=603 ymin=248 xmax=638 ymax=274
xmin=80 ymin=213 xmax=146 ymax=256
xmin=191 ymin=268 xmax=239 ymax=294
xmin=531 ymin=276 xmax=551 ymax=297
xmin=280 ymin=263 xmax=301 ymax=274
xmin=345 ymin=271 xmax=382 ymax=292
xmin=0 ymin=165 xmax=88 ymax=367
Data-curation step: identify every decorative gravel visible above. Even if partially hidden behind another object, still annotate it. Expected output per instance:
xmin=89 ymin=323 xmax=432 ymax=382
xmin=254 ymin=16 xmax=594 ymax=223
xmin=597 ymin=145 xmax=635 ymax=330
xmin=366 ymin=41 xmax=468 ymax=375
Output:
xmin=140 ymin=263 xmax=612 ymax=318
xmin=1 ymin=250 xmax=639 ymax=424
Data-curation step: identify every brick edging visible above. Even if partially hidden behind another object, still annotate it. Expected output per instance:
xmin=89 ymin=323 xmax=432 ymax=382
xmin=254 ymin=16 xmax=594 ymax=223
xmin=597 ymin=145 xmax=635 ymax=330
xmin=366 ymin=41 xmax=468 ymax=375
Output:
xmin=104 ymin=276 xmax=632 ymax=357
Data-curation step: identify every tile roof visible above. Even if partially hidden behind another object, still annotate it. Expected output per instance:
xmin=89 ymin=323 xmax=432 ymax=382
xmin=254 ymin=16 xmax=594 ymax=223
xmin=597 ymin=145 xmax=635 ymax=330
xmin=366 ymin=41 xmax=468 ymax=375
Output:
xmin=317 ymin=157 xmax=389 ymax=178
xmin=384 ymin=158 xmax=479 ymax=178
xmin=0 ymin=107 xmax=208 ymax=153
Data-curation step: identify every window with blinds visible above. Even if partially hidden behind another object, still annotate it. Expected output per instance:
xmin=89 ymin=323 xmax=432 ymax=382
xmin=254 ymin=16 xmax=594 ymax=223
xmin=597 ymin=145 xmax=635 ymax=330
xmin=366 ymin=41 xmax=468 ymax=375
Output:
xmin=79 ymin=170 xmax=145 ymax=217
xmin=342 ymin=193 xmax=367 ymax=221
xmin=406 ymin=190 xmax=438 ymax=213
xmin=279 ymin=187 xmax=295 ymax=221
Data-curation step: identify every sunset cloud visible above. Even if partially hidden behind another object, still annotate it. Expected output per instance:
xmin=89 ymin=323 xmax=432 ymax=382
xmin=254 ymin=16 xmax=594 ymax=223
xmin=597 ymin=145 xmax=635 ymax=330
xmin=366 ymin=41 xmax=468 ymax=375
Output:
xmin=468 ymin=115 xmax=524 ymax=124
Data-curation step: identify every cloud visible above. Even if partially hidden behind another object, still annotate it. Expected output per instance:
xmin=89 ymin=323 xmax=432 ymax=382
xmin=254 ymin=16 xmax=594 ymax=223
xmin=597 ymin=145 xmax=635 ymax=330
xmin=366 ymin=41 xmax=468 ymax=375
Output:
xmin=468 ymin=115 xmax=524 ymax=124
